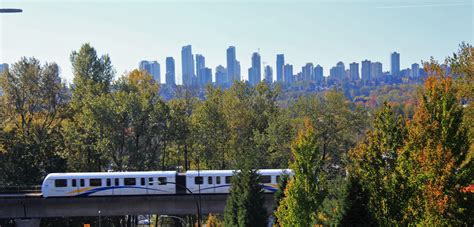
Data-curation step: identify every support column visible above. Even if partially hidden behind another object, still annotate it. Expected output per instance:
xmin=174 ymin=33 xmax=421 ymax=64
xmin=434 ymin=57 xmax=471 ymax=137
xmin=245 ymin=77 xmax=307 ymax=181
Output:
xmin=14 ymin=219 xmax=40 ymax=227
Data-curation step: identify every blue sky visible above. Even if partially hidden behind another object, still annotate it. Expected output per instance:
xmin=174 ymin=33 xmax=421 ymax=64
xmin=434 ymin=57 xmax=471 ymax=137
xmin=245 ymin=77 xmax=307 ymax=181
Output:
xmin=1 ymin=0 xmax=472 ymax=84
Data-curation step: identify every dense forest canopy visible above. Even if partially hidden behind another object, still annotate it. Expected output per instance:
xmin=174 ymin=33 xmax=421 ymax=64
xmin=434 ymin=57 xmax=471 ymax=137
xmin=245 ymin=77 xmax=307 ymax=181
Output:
xmin=0 ymin=43 xmax=472 ymax=226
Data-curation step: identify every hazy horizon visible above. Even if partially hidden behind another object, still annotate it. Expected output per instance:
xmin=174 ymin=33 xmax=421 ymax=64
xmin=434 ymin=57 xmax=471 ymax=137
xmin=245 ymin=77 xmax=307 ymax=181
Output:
xmin=1 ymin=0 xmax=472 ymax=84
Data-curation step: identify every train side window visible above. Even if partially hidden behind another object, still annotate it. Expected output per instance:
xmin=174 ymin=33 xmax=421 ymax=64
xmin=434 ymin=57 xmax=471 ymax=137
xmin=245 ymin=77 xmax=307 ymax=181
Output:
xmin=90 ymin=178 xmax=102 ymax=187
xmin=115 ymin=178 xmax=120 ymax=186
xmin=158 ymin=177 xmax=167 ymax=185
xmin=106 ymin=179 xmax=111 ymax=187
xmin=260 ymin=175 xmax=271 ymax=184
xmin=72 ymin=179 xmax=77 ymax=187
xmin=124 ymin=178 xmax=136 ymax=186
xmin=276 ymin=175 xmax=280 ymax=184
xmin=55 ymin=179 xmax=67 ymax=187
xmin=225 ymin=176 xmax=232 ymax=184
xmin=148 ymin=177 xmax=154 ymax=186
xmin=80 ymin=179 xmax=85 ymax=187
xmin=195 ymin=176 xmax=203 ymax=185
xmin=216 ymin=176 xmax=221 ymax=184
xmin=140 ymin=178 xmax=145 ymax=186
xmin=208 ymin=176 xmax=213 ymax=184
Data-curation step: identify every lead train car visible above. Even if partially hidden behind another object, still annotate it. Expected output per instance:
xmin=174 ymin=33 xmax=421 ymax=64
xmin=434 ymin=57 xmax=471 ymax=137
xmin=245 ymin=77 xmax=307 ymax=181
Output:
xmin=42 ymin=171 xmax=177 ymax=197
xmin=42 ymin=169 xmax=292 ymax=197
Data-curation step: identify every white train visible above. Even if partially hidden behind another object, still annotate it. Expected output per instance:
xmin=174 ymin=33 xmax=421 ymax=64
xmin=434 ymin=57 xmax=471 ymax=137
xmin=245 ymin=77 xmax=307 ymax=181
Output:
xmin=41 ymin=169 xmax=293 ymax=197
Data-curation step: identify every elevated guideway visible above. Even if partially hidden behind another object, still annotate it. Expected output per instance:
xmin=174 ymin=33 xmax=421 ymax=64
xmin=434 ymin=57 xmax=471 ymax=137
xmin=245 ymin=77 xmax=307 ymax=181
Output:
xmin=0 ymin=193 xmax=275 ymax=218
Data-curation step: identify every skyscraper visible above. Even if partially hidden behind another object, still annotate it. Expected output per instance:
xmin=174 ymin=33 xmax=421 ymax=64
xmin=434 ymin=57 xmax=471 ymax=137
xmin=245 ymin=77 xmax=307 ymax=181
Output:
xmin=236 ymin=60 xmax=241 ymax=82
xmin=215 ymin=65 xmax=227 ymax=86
xmin=264 ymin=65 xmax=273 ymax=83
xmin=151 ymin=61 xmax=161 ymax=83
xmin=361 ymin=60 xmax=372 ymax=82
xmin=227 ymin=46 xmax=240 ymax=83
xmin=181 ymin=45 xmax=195 ymax=86
xmin=302 ymin=63 xmax=314 ymax=81
xmin=0 ymin=63 xmax=8 ymax=74
xmin=0 ymin=63 xmax=6 ymax=95
xmin=195 ymin=54 xmax=205 ymax=84
xmin=349 ymin=62 xmax=359 ymax=81
xmin=165 ymin=57 xmax=176 ymax=86
xmin=139 ymin=60 xmax=160 ymax=83
xmin=329 ymin=62 xmax=345 ymax=81
xmin=200 ymin=67 xmax=212 ymax=86
xmin=249 ymin=52 xmax=261 ymax=86
xmin=336 ymin=62 xmax=345 ymax=80
xmin=283 ymin=64 xmax=293 ymax=84
xmin=411 ymin=63 xmax=420 ymax=78
xmin=276 ymin=54 xmax=284 ymax=82
xmin=248 ymin=67 xmax=256 ymax=85
xmin=371 ymin=62 xmax=383 ymax=81
xmin=391 ymin=52 xmax=400 ymax=79
xmin=314 ymin=65 xmax=324 ymax=85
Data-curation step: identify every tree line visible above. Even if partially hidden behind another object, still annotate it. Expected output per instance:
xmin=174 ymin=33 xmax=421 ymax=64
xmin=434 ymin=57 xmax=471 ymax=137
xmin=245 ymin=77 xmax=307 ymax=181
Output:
xmin=223 ymin=43 xmax=473 ymax=226
xmin=0 ymin=43 xmax=472 ymax=226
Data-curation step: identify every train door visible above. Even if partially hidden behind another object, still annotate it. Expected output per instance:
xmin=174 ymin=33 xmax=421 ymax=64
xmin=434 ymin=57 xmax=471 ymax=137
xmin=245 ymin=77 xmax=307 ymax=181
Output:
xmin=71 ymin=179 xmax=79 ymax=196
xmin=215 ymin=176 xmax=223 ymax=193
xmin=104 ymin=178 xmax=112 ymax=196
xmin=112 ymin=178 xmax=120 ymax=196
xmin=146 ymin=177 xmax=157 ymax=195
xmin=207 ymin=176 xmax=215 ymax=193
xmin=176 ymin=174 xmax=186 ymax=194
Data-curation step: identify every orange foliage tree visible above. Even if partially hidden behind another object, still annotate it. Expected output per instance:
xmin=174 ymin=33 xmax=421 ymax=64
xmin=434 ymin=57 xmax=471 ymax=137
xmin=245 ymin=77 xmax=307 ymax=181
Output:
xmin=398 ymin=61 xmax=472 ymax=225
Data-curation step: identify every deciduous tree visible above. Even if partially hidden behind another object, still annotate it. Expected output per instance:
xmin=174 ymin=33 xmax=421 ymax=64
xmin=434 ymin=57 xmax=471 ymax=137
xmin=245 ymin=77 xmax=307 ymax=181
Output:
xmin=275 ymin=119 xmax=327 ymax=226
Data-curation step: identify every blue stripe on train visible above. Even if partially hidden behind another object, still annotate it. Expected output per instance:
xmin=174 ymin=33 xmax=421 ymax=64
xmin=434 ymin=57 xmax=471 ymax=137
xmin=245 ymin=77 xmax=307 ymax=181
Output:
xmin=77 ymin=186 xmax=171 ymax=197
xmin=78 ymin=184 xmax=277 ymax=196
xmin=190 ymin=184 xmax=277 ymax=193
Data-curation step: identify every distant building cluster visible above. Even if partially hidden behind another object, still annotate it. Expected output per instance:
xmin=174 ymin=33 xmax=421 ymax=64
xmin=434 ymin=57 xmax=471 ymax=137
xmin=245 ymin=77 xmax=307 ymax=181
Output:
xmin=0 ymin=63 xmax=7 ymax=95
xmin=135 ymin=46 xmax=431 ymax=89
xmin=139 ymin=60 xmax=161 ymax=84
xmin=0 ymin=63 xmax=8 ymax=74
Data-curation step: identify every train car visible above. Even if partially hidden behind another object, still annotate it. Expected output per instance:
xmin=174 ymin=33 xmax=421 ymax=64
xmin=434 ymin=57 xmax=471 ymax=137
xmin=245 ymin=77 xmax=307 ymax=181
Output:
xmin=42 ymin=171 xmax=177 ymax=197
xmin=185 ymin=169 xmax=293 ymax=194
xmin=185 ymin=170 xmax=234 ymax=194
xmin=41 ymin=169 xmax=293 ymax=197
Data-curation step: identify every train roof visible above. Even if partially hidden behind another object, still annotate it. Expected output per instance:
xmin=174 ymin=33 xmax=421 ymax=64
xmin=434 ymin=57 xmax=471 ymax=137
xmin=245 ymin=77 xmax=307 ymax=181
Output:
xmin=185 ymin=169 xmax=292 ymax=176
xmin=44 ymin=171 xmax=177 ymax=179
xmin=43 ymin=169 xmax=294 ymax=179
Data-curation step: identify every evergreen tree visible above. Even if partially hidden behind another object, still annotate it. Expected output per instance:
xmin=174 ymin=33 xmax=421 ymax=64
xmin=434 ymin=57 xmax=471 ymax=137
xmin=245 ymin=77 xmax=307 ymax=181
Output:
xmin=271 ymin=173 xmax=289 ymax=226
xmin=224 ymin=168 xmax=267 ymax=227
xmin=274 ymin=119 xmax=327 ymax=226
xmin=349 ymin=102 xmax=407 ymax=225
xmin=340 ymin=176 xmax=377 ymax=226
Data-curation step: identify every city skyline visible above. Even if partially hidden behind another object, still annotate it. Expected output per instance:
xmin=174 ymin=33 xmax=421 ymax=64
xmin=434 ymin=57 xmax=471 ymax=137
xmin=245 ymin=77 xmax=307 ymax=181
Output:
xmin=1 ymin=0 xmax=472 ymax=84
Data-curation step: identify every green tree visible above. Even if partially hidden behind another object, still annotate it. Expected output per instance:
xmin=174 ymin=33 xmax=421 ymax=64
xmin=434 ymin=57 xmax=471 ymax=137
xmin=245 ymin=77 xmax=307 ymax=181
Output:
xmin=0 ymin=57 xmax=68 ymax=184
xmin=70 ymin=43 xmax=114 ymax=99
xmin=292 ymin=91 xmax=367 ymax=176
xmin=224 ymin=168 xmax=267 ymax=227
xmin=85 ymin=70 xmax=164 ymax=171
xmin=349 ymin=102 xmax=407 ymax=225
xmin=63 ymin=43 xmax=114 ymax=171
xmin=339 ymin=176 xmax=376 ymax=226
xmin=447 ymin=42 xmax=473 ymax=162
xmin=272 ymin=173 xmax=289 ymax=226
xmin=191 ymin=85 xmax=230 ymax=169
xmin=399 ymin=63 xmax=472 ymax=225
xmin=275 ymin=119 xmax=327 ymax=226
xmin=167 ymin=88 xmax=197 ymax=170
